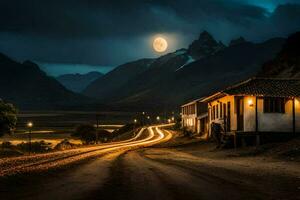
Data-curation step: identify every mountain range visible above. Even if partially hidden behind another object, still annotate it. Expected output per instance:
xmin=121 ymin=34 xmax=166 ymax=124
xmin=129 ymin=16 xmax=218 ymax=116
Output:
xmin=84 ymin=31 xmax=286 ymax=110
xmin=0 ymin=54 xmax=92 ymax=109
xmin=57 ymin=71 xmax=103 ymax=93
xmin=1 ymin=31 xmax=299 ymax=111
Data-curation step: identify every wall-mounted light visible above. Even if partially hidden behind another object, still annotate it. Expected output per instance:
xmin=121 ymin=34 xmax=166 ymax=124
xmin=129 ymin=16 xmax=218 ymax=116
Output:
xmin=248 ymin=99 xmax=254 ymax=107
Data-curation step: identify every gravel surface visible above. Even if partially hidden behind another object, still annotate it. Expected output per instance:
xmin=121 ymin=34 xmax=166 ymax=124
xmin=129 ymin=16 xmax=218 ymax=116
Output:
xmin=0 ymin=127 xmax=299 ymax=200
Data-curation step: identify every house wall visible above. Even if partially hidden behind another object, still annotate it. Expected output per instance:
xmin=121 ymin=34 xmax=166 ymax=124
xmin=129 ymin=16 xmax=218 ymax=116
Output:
xmin=208 ymin=95 xmax=236 ymax=133
xmin=181 ymin=102 xmax=198 ymax=132
xmin=243 ymin=96 xmax=256 ymax=132
xmin=209 ymin=95 xmax=300 ymax=133
xmin=295 ymin=98 xmax=300 ymax=132
xmin=182 ymin=114 xmax=197 ymax=132
xmin=257 ymin=98 xmax=293 ymax=132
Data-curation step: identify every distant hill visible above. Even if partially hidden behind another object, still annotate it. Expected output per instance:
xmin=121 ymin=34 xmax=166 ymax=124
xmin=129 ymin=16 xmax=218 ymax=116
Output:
xmin=259 ymin=31 xmax=300 ymax=78
xmin=0 ymin=53 xmax=91 ymax=109
xmin=83 ymin=58 xmax=155 ymax=100
xmin=84 ymin=31 xmax=285 ymax=110
xmin=57 ymin=71 xmax=103 ymax=93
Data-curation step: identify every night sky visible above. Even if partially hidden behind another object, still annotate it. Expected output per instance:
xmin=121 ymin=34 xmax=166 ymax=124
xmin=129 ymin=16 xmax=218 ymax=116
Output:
xmin=0 ymin=0 xmax=299 ymax=76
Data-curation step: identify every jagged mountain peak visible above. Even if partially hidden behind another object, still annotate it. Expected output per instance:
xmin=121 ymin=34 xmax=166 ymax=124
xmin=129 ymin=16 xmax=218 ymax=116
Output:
xmin=188 ymin=31 xmax=225 ymax=59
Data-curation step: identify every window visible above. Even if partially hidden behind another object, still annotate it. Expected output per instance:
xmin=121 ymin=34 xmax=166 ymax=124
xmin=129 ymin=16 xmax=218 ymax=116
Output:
xmin=263 ymin=97 xmax=285 ymax=113
xmin=216 ymin=104 xmax=219 ymax=118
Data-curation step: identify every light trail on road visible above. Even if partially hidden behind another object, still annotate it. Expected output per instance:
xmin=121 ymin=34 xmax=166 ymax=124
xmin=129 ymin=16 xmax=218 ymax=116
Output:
xmin=0 ymin=125 xmax=172 ymax=177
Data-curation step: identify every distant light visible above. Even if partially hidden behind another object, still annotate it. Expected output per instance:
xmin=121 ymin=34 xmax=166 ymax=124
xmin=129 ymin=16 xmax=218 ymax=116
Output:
xmin=147 ymin=116 xmax=150 ymax=119
xmin=156 ymin=116 xmax=160 ymax=121
xmin=134 ymin=119 xmax=137 ymax=123
xmin=171 ymin=117 xmax=175 ymax=121
xmin=27 ymin=122 xmax=33 ymax=128
xmin=168 ymin=119 xmax=171 ymax=123
xmin=142 ymin=112 xmax=145 ymax=115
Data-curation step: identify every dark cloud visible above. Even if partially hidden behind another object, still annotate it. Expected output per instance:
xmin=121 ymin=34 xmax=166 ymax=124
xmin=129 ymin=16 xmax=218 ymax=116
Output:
xmin=0 ymin=0 xmax=299 ymax=67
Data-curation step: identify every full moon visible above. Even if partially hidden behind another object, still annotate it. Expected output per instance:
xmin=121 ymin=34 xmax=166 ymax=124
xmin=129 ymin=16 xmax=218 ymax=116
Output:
xmin=153 ymin=37 xmax=168 ymax=53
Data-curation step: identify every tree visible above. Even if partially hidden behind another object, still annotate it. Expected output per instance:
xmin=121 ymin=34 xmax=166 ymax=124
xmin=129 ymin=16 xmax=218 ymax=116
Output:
xmin=97 ymin=129 xmax=111 ymax=143
xmin=0 ymin=100 xmax=17 ymax=137
xmin=74 ymin=124 xmax=97 ymax=144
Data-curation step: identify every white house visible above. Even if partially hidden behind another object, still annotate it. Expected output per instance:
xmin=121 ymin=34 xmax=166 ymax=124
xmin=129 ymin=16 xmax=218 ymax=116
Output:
xmin=181 ymin=98 xmax=208 ymax=135
xmin=200 ymin=78 xmax=300 ymax=143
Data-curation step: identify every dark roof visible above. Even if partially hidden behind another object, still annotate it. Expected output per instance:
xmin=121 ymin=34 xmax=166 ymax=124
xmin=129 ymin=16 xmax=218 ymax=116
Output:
xmin=202 ymin=78 xmax=300 ymax=102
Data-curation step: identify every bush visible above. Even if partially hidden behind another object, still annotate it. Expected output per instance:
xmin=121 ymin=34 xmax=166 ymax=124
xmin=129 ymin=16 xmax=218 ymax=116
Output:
xmin=0 ymin=100 xmax=18 ymax=137
xmin=97 ymin=129 xmax=111 ymax=143
xmin=54 ymin=139 xmax=76 ymax=150
xmin=74 ymin=124 xmax=97 ymax=144
xmin=173 ymin=117 xmax=182 ymax=130
xmin=1 ymin=141 xmax=13 ymax=149
xmin=17 ymin=141 xmax=52 ymax=153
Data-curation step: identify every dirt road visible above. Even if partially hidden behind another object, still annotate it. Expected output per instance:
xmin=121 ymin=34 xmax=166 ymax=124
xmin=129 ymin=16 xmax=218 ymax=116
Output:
xmin=0 ymin=127 xmax=299 ymax=200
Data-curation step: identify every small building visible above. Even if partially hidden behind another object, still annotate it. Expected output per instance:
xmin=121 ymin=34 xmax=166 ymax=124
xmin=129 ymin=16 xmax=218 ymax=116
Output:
xmin=181 ymin=98 xmax=208 ymax=135
xmin=201 ymin=78 xmax=300 ymax=145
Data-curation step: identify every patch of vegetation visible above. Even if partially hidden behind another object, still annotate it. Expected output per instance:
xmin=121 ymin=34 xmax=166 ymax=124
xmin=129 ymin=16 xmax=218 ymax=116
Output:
xmin=73 ymin=124 xmax=112 ymax=144
xmin=172 ymin=117 xmax=182 ymax=131
xmin=73 ymin=124 xmax=97 ymax=144
xmin=0 ymin=140 xmax=52 ymax=156
xmin=54 ymin=139 xmax=78 ymax=150
xmin=0 ymin=100 xmax=18 ymax=137
xmin=17 ymin=141 xmax=52 ymax=153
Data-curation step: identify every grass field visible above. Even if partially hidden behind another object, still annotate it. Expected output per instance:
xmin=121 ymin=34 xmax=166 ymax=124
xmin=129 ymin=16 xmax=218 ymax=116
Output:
xmin=1 ymin=110 xmax=129 ymax=147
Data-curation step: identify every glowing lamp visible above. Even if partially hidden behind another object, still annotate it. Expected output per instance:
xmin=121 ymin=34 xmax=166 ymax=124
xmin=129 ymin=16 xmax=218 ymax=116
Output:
xmin=134 ymin=119 xmax=137 ymax=123
xmin=156 ymin=116 xmax=160 ymax=121
xmin=27 ymin=122 xmax=33 ymax=128
xmin=248 ymin=99 xmax=254 ymax=107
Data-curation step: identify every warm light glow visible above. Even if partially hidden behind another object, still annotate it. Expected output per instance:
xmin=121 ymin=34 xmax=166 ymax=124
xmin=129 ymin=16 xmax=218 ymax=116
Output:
xmin=248 ymin=99 xmax=254 ymax=107
xmin=134 ymin=119 xmax=137 ymax=123
xmin=156 ymin=116 xmax=160 ymax=121
xmin=27 ymin=122 xmax=33 ymax=128
xmin=171 ymin=116 xmax=175 ymax=121
xmin=147 ymin=116 xmax=150 ymax=119
xmin=153 ymin=37 xmax=168 ymax=52
xmin=168 ymin=119 xmax=171 ymax=123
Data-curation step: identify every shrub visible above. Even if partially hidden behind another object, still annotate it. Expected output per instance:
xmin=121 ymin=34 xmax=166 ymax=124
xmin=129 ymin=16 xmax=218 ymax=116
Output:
xmin=16 ymin=141 xmax=52 ymax=153
xmin=1 ymin=141 xmax=13 ymax=149
xmin=0 ymin=100 xmax=18 ymax=137
xmin=173 ymin=117 xmax=182 ymax=130
xmin=74 ymin=124 xmax=97 ymax=144
xmin=97 ymin=129 xmax=112 ymax=143
xmin=54 ymin=139 xmax=76 ymax=150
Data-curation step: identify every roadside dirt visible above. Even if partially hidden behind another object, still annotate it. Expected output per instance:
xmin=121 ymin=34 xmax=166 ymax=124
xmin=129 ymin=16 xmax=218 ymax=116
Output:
xmin=0 ymin=129 xmax=299 ymax=200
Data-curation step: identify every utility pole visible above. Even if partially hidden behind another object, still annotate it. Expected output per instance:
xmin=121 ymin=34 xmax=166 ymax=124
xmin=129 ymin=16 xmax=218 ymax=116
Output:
xmin=27 ymin=122 xmax=33 ymax=155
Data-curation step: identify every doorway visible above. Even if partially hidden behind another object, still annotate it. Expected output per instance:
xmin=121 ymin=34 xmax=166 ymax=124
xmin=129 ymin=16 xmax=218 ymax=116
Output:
xmin=237 ymin=97 xmax=244 ymax=131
